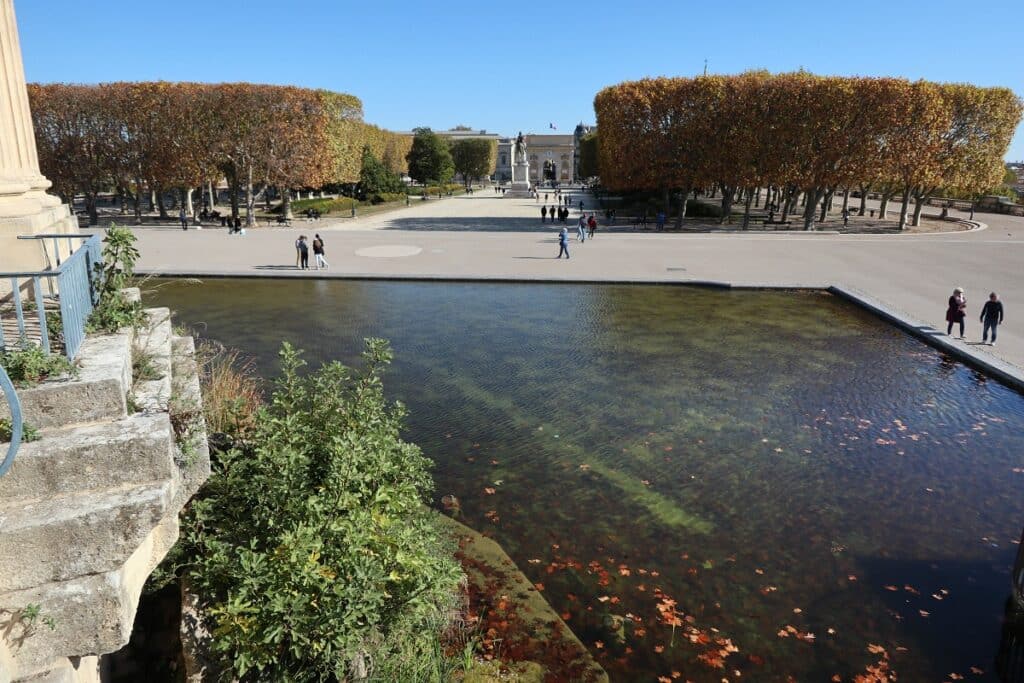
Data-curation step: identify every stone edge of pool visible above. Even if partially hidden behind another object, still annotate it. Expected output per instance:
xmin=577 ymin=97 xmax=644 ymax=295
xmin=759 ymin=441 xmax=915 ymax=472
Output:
xmin=139 ymin=271 xmax=1024 ymax=394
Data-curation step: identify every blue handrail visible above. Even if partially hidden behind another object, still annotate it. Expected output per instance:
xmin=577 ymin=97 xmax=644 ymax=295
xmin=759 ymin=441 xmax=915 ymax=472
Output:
xmin=0 ymin=234 xmax=101 ymax=360
xmin=0 ymin=366 xmax=22 ymax=477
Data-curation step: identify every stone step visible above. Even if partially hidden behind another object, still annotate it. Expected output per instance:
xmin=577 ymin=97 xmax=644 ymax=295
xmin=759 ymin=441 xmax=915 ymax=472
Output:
xmin=0 ymin=516 xmax=178 ymax=678
xmin=0 ymin=329 xmax=132 ymax=430
xmin=9 ymin=657 xmax=99 ymax=683
xmin=0 ymin=483 xmax=171 ymax=593
xmin=131 ymin=308 xmax=172 ymax=414
xmin=0 ymin=414 xmax=173 ymax=505
xmin=169 ymin=335 xmax=211 ymax=510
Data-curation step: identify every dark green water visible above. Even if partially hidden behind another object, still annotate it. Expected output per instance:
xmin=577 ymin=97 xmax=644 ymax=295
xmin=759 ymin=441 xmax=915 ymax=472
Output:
xmin=151 ymin=279 xmax=1024 ymax=682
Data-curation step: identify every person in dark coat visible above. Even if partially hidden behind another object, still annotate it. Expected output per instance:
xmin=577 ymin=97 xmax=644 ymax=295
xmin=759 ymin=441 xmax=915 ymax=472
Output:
xmin=297 ymin=235 xmax=309 ymax=270
xmin=946 ymin=287 xmax=967 ymax=338
xmin=980 ymin=292 xmax=1005 ymax=345
xmin=541 ymin=205 xmax=547 ymax=222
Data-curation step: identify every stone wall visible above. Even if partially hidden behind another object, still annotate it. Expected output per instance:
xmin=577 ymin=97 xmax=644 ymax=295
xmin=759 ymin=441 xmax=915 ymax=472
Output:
xmin=0 ymin=307 xmax=210 ymax=683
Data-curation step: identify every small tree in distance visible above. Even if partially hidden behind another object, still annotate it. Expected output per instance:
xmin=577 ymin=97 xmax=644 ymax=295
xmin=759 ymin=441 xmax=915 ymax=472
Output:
xmin=406 ymin=127 xmax=454 ymax=185
xmin=449 ymin=137 xmax=495 ymax=189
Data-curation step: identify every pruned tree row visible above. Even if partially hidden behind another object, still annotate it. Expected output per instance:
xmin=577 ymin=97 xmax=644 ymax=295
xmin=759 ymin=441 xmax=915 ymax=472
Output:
xmin=27 ymin=82 xmax=411 ymax=225
xmin=594 ymin=72 xmax=1022 ymax=229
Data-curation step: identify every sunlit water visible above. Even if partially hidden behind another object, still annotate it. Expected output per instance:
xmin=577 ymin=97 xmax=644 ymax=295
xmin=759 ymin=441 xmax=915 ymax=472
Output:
xmin=150 ymin=279 xmax=1024 ymax=682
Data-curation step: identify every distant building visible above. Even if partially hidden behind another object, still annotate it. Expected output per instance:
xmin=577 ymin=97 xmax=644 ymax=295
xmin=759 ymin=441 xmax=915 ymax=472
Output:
xmin=495 ymin=126 xmax=594 ymax=184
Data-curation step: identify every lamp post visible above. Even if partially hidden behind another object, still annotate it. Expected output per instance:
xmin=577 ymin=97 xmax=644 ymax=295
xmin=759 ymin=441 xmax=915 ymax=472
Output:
xmin=351 ymin=182 xmax=357 ymax=218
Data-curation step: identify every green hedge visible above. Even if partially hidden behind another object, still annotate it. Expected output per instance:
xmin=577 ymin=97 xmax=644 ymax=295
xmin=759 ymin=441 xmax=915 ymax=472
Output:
xmin=370 ymin=192 xmax=407 ymax=205
xmin=286 ymin=197 xmax=358 ymax=215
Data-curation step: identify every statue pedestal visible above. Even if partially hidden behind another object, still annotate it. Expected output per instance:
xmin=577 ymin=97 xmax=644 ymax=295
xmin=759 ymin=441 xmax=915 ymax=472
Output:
xmin=505 ymin=161 xmax=532 ymax=198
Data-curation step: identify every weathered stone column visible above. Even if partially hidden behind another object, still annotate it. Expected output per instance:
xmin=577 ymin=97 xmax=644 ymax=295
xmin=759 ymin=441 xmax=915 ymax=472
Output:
xmin=0 ymin=0 xmax=77 ymax=272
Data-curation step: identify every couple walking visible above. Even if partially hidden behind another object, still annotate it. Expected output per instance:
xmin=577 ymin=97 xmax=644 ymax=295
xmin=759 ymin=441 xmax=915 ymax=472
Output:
xmin=946 ymin=287 xmax=1004 ymax=344
xmin=294 ymin=233 xmax=329 ymax=270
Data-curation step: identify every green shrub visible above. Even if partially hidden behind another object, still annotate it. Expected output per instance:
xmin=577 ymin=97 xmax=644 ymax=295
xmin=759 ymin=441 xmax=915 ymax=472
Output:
xmin=182 ymin=341 xmax=463 ymax=680
xmin=0 ymin=417 xmax=40 ymax=443
xmin=286 ymin=197 xmax=359 ymax=215
xmin=0 ymin=343 xmax=75 ymax=386
xmin=370 ymin=192 xmax=406 ymax=205
xmin=87 ymin=225 xmax=145 ymax=334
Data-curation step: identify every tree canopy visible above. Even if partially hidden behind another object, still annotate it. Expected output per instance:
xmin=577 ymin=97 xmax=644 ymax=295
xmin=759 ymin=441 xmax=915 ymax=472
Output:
xmin=449 ymin=137 xmax=495 ymax=187
xmin=27 ymin=82 xmax=411 ymax=225
xmin=594 ymin=73 xmax=1022 ymax=229
xmin=406 ymin=128 xmax=454 ymax=185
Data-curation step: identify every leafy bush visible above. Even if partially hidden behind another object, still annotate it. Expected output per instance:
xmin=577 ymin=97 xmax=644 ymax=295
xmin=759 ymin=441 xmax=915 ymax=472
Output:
xmin=182 ymin=341 xmax=463 ymax=680
xmin=0 ymin=343 xmax=75 ymax=386
xmin=1 ymin=417 xmax=40 ymax=443
xmin=87 ymin=225 xmax=145 ymax=334
xmin=286 ymin=197 xmax=359 ymax=215
xmin=369 ymin=192 xmax=406 ymax=205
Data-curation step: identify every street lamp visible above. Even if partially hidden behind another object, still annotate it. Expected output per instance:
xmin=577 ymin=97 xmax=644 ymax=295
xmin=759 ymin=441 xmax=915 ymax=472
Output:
xmin=351 ymin=182 xmax=357 ymax=218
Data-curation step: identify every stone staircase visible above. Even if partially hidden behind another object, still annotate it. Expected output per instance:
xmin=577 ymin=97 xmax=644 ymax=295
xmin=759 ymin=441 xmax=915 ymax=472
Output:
xmin=0 ymin=307 xmax=209 ymax=683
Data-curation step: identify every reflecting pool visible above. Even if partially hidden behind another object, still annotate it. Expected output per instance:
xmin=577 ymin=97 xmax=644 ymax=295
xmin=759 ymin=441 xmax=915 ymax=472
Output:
xmin=150 ymin=279 xmax=1024 ymax=682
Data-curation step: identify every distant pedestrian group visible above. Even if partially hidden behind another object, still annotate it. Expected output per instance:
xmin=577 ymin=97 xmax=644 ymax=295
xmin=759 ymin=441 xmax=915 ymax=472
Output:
xmin=945 ymin=287 xmax=1004 ymax=345
xmin=294 ymin=233 xmax=330 ymax=270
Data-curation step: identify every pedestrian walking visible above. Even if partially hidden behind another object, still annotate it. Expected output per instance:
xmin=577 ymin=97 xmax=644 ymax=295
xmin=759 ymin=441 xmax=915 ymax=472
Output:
xmin=295 ymin=236 xmax=302 ymax=267
xmin=557 ymin=227 xmax=570 ymax=259
xmin=577 ymin=215 xmax=587 ymax=242
xmin=588 ymin=214 xmax=597 ymax=238
xmin=579 ymin=199 xmax=584 ymax=212
xmin=842 ymin=208 xmax=850 ymax=227
xmin=946 ymin=287 xmax=967 ymax=338
xmin=545 ymin=193 xmax=549 ymax=202
xmin=980 ymin=292 xmax=1004 ymax=345
xmin=179 ymin=207 xmax=188 ymax=231
xmin=313 ymin=233 xmax=329 ymax=270
xmin=656 ymin=211 xmax=666 ymax=231
xmin=297 ymin=235 xmax=309 ymax=270
xmin=541 ymin=205 xmax=548 ymax=222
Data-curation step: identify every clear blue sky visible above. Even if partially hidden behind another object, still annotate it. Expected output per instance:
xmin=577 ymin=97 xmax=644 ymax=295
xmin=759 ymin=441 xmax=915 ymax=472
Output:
xmin=15 ymin=0 xmax=1024 ymax=160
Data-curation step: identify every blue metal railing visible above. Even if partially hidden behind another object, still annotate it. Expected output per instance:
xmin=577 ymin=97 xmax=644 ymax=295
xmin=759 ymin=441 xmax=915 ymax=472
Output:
xmin=0 ymin=234 xmax=101 ymax=360
xmin=0 ymin=366 xmax=22 ymax=477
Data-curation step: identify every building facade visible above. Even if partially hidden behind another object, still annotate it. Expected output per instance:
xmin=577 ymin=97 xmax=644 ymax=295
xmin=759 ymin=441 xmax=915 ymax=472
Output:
xmin=494 ymin=125 xmax=595 ymax=185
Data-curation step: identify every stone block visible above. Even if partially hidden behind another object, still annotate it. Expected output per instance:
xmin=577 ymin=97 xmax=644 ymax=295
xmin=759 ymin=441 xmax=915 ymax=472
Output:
xmin=132 ymin=308 xmax=172 ymax=414
xmin=0 ymin=331 xmax=131 ymax=430
xmin=0 ymin=414 xmax=173 ymax=504
xmin=0 ymin=484 xmax=170 ymax=593
xmin=0 ymin=515 xmax=179 ymax=673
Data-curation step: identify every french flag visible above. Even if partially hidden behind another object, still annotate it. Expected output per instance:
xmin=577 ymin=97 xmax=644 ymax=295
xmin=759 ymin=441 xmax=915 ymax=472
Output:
xmin=549 ymin=122 xmax=557 ymax=130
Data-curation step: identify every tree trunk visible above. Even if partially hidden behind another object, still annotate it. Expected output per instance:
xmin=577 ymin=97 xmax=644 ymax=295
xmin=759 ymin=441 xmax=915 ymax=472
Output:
xmin=118 ymin=186 xmax=129 ymax=215
xmin=245 ymin=165 xmax=255 ymax=227
xmin=841 ymin=188 xmax=850 ymax=214
xmin=185 ymin=187 xmax=194 ymax=217
xmin=229 ymin=175 xmax=240 ymax=222
xmin=741 ymin=187 xmax=754 ymax=229
xmin=754 ymin=186 xmax=761 ymax=208
xmin=879 ymin=193 xmax=891 ymax=220
xmin=898 ymin=189 xmax=911 ymax=230
xmin=803 ymin=187 xmax=824 ymax=230
xmin=85 ymin=192 xmax=98 ymax=226
xmin=858 ymin=184 xmax=869 ymax=216
xmin=282 ymin=188 xmax=293 ymax=220
xmin=149 ymin=188 xmax=158 ymax=213
xmin=911 ymin=190 xmax=929 ymax=227
xmin=674 ymin=185 xmax=691 ymax=229
xmin=662 ymin=186 xmax=670 ymax=215
xmin=819 ymin=188 xmax=833 ymax=222
xmin=780 ymin=186 xmax=792 ymax=224
xmin=134 ymin=179 xmax=143 ymax=223
xmin=156 ymin=189 xmax=168 ymax=219
xmin=719 ymin=185 xmax=735 ymax=224
xmin=207 ymin=179 xmax=216 ymax=208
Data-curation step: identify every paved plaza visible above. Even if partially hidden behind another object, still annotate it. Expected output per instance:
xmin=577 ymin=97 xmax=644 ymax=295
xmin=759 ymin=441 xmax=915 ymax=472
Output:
xmin=134 ymin=191 xmax=1024 ymax=377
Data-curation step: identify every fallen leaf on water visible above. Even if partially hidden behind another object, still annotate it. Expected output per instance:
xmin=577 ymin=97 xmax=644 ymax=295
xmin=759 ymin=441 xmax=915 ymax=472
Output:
xmin=755 ymin=568 xmax=765 ymax=575
xmin=970 ymin=666 xmax=984 ymax=674
xmin=777 ymin=629 xmax=790 ymax=638
xmin=534 ymin=583 xmax=544 ymax=591
xmin=884 ymin=585 xmax=899 ymax=591
xmin=919 ymin=610 xmax=930 ymax=617
xmin=867 ymin=644 xmax=887 ymax=655
xmin=793 ymin=608 xmax=803 ymax=614
xmin=594 ymin=640 xmax=604 ymax=649
xmin=597 ymin=596 xmax=610 ymax=603
xmin=483 ymin=487 xmax=496 ymax=495
xmin=527 ymin=558 xmax=541 ymax=564
xmin=655 ymin=644 xmax=665 ymax=653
